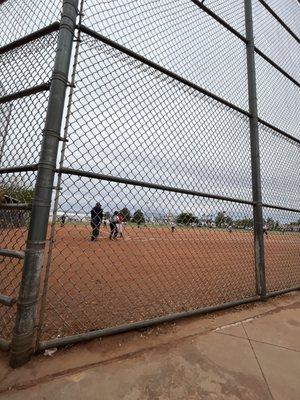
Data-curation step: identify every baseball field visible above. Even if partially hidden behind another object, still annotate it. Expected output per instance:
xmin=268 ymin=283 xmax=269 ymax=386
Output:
xmin=1 ymin=224 xmax=299 ymax=340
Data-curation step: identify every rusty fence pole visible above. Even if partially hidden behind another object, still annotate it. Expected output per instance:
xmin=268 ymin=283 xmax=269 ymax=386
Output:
xmin=10 ymin=0 xmax=79 ymax=367
xmin=244 ymin=0 xmax=267 ymax=299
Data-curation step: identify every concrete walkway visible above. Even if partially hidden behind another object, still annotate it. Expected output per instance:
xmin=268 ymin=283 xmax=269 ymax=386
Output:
xmin=0 ymin=292 xmax=299 ymax=399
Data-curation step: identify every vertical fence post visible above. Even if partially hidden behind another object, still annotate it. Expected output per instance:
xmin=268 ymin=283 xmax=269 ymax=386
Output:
xmin=10 ymin=0 xmax=79 ymax=368
xmin=36 ymin=0 xmax=84 ymax=347
xmin=244 ymin=0 xmax=266 ymax=299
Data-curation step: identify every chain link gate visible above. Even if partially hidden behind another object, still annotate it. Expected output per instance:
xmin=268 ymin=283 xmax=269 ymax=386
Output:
xmin=0 ymin=0 xmax=299 ymax=367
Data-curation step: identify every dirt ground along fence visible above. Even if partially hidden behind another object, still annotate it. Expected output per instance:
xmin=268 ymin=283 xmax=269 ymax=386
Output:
xmin=0 ymin=0 xmax=299 ymax=367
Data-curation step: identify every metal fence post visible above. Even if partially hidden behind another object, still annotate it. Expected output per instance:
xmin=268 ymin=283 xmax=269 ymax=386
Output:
xmin=36 ymin=0 xmax=84 ymax=347
xmin=244 ymin=0 xmax=266 ymax=299
xmin=10 ymin=0 xmax=79 ymax=367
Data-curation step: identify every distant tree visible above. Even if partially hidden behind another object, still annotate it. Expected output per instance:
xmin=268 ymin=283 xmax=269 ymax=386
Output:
xmin=215 ymin=211 xmax=232 ymax=227
xmin=176 ymin=212 xmax=198 ymax=225
xmin=0 ymin=183 xmax=34 ymax=203
xmin=226 ymin=216 xmax=233 ymax=226
xmin=119 ymin=207 xmax=131 ymax=222
xmin=266 ymin=217 xmax=276 ymax=230
xmin=132 ymin=209 xmax=145 ymax=224
xmin=0 ymin=183 xmax=33 ymax=228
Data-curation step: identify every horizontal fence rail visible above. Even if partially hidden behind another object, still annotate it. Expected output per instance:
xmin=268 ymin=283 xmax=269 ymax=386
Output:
xmin=58 ymin=167 xmax=255 ymax=205
xmin=79 ymin=25 xmax=251 ymax=117
xmin=0 ymin=22 xmax=60 ymax=55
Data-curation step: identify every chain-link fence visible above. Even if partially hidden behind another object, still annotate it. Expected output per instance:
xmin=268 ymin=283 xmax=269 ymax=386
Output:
xmin=0 ymin=0 xmax=299 ymax=366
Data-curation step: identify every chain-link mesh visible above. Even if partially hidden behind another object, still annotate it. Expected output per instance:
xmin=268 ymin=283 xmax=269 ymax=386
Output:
xmin=0 ymin=0 xmax=61 ymax=47
xmin=0 ymin=0 xmax=59 ymax=343
xmin=1 ymin=0 xmax=299 ymax=350
xmin=38 ymin=0 xmax=299 ymax=342
xmin=0 ymin=93 xmax=50 ymax=168
xmin=0 ymin=94 xmax=49 ymax=341
xmin=42 ymin=175 xmax=256 ymax=338
xmin=0 ymin=171 xmax=36 ymax=340
xmin=64 ymin=34 xmax=252 ymax=200
xmin=256 ymin=54 xmax=300 ymax=139
xmin=82 ymin=0 xmax=248 ymax=109
xmin=0 ymin=170 xmax=35 ymax=251
xmin=259 ymin=0 xmax=300 ymax=38
xmin=255 ymin=0 xmax=300 ymax=298
xmin=253 ymin=0 xmax=300 ymax=83
xmin=0 ymin=257 xmax=23 ymax=340
xmin=39 ymin=17 xmax=255 ymax=339
xmin=264 ymin=208 xmax=300 ymax=293
xmin=0 ymin=32 xmax=58 ymax=96
xmin=203 ymin=0 xmax=246 ymax=35
xmin=260 ymin=124 xmax=300 ymax=210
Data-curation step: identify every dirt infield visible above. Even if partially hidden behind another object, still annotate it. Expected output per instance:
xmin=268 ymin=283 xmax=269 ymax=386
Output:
xmin=0 ymin=224 xmax=299 ymax=341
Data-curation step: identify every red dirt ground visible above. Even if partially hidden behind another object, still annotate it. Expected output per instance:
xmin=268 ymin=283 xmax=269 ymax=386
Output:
xmin=0 ymin=224 xmax=299 ymax=341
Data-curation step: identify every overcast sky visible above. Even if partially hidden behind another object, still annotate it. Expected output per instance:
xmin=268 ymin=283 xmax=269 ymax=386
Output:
xmin=0 ymin=0 xmax=299 ymax=222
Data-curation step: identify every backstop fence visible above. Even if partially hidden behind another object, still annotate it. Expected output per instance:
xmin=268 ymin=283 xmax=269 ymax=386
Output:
xmin=0 ymin=0 xmax=299 ymax=367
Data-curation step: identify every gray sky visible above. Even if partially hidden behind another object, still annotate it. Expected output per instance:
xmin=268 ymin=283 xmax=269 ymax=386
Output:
xmin=0 ymin=0 xmax=299 ymax=223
